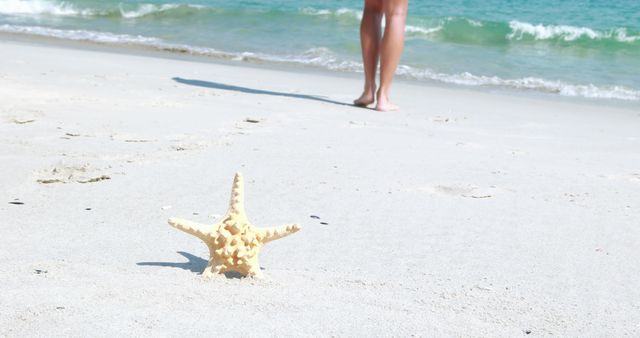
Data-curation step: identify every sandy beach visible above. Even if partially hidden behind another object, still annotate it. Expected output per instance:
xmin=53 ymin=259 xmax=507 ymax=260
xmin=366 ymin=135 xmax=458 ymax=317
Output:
xmin=1 ymin=37 xmax=639 ymax=336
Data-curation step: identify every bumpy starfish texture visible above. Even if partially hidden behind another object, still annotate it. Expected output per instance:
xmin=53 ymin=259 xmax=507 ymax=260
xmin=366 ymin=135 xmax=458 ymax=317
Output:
xmin=168 ymin=173 xmax=301 ymax=279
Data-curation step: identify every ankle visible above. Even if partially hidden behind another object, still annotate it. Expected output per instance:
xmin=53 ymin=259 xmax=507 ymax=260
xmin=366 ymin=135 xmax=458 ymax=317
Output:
xmin=365 ymin=84 xmax=376 ymax=94
xmin=377 ymin=88 xmax=389 ymax=100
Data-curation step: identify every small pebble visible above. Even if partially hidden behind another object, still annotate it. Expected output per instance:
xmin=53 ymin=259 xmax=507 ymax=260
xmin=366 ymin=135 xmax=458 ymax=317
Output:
xmin=56 ymin=306 xmax=65 ymax=310
xmin=9 ymin=201 xmax=24 ymax=205
xmin=85 ymin=208 xmax=92 ymax=211
xmin=525 ymin=330 xmax=532 ymax=335
xmin=310 ymin=215 xmax=320 ymax=219
xmin=34 ymin=269 xmax=48 ymax=274
xmin=320 ymin=222 xmax=329 ymax=225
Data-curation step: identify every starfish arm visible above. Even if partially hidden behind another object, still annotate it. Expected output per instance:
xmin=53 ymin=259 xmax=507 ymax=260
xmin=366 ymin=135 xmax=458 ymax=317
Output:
xmin=168 ymin=218 xmax=212 ymax=242
xmin=227 ymin=172 xmax=246 ymax=216
xmin=259 ymin=224 xmax=301 ymax=244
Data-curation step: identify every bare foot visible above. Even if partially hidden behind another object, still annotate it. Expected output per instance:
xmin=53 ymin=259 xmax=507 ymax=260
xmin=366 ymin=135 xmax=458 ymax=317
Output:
xmin=375 ymin=91 xmax=399 ymax=111
xmin=354 ymin=86 xmax=376 ymax=107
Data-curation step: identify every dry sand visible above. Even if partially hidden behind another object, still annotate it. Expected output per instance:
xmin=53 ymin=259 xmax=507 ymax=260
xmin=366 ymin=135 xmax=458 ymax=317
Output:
xmin=1 ymin=38 xmax=639 ymax=337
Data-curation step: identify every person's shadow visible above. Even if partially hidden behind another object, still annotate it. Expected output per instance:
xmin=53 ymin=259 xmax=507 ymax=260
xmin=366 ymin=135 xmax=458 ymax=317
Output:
xmin=172 ymin=77 xmax=351 ymax=107
xmin=137 ymin=251 xmax=248 ymax=279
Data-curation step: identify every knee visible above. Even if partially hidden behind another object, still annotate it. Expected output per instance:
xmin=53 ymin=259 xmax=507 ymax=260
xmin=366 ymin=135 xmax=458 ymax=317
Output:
xmin=384 ymin=3 xmax=408 ymax=19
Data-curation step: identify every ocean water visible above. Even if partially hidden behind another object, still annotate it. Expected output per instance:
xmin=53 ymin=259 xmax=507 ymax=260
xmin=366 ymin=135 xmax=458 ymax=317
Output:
xmin=1 ymin=0 xmax=639 ymax=101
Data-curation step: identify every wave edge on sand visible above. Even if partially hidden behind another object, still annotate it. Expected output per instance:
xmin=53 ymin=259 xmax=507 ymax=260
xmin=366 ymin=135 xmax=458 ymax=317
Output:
xmin=2 ymin=23 xmax=639 ymax=101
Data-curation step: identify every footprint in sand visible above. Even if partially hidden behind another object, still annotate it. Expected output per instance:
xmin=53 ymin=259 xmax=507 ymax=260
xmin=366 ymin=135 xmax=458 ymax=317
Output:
xmin=171 ymin=143 xmax=208 ymax=152
xmin=601 ymin=173 xmax=640 ymax=184
xmin=11 ymin=118 xmax=36 ymax=125
xmin=168 ymin=133 xmax=230 ymax=152
xmin=5 ymin=110 xmax=43 ymax=125
xmin=110 ymin=133 xmax=156 ymax=143
xmin=432 ymin=116 xmax=455 ymax=123
xmin=194 ymin=89 xmax=221 ymax=97
xmin=348 ymin=120 xmax=368 ymax=128
xmin=431 ymin=184 xmax=499 ymax=199
xmin=454 ymin=142 xmax=484 ymax=149
xmin=35 ymin=161 xmax=112 ymax=184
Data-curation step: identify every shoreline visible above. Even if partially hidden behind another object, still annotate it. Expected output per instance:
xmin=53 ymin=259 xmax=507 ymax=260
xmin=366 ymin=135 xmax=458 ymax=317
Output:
xmin=1 ymin=37 xmax=639 ymax=336
xmin=1 ymin=29 xmax=638 ymax=108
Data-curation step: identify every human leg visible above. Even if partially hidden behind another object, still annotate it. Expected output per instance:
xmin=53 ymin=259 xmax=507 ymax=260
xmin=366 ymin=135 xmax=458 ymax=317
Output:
xmin=354 ymin=0 xmax=383 ymax=107
xmin=376 ymin=0 xmax=408 ymax=111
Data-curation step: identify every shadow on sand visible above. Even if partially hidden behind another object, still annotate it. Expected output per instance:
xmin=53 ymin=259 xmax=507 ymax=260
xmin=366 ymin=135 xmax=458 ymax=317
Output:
xmin=137 ymin=251 xmax=246 ymax=279
xmin=172 ymin=77 xmax=350 ymax=107
xmin=137 ymin=251 xmax=207 ymax=273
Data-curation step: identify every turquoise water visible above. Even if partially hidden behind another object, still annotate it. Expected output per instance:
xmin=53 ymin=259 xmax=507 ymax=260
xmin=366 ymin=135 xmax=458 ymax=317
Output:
xmin=1 ymin=0 xmax=639 ymax=100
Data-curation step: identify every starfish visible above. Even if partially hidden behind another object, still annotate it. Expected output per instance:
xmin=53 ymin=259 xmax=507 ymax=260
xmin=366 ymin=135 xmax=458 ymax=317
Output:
xmin=168 ymin=173 xmax=301 ymax=279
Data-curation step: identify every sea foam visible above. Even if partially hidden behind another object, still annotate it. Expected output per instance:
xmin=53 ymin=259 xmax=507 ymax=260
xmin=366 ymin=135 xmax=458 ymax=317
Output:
xmin=508 ymin=20 xmax=640 ymax=43
xmin=0 ymin=0 xmax=206 ymax=19
xmin=119 ymin=3 xmax=205 ymax=19
xmin=0 ymin=24 xmax=162 ymax=43
xmin=300 ymin=7 xmax=362 ymax=20
xmin=120 ymin=4 xmax=180 ymax=19
xmin=1 ymin=23 xmax=638 ymax=101
xmin=0 ymin=0 xmax=92 ymax=16
xmin=398 ymin=66 xmax=640 ymax=101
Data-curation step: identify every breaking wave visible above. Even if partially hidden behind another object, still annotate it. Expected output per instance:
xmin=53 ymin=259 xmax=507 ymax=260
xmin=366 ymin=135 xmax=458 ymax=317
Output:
xmin=118 ymin=3 xmax=205 ymax=19
xmin=0 ymin=0 xmax=92 ymax=16
xmin=294 ymin=8 xmax=640 ymax=47
xmin=508 ymin=20 xmax=640 ymax=43
xmin=2 ymin=1 xmax=638 ymax=48
xmin=300 ymin=7 xmax=361 ymax=20
xmin=403 ymin=17 xmax=640 ymax=48
xmin=0 ymin=0 xmax=209 ymax=19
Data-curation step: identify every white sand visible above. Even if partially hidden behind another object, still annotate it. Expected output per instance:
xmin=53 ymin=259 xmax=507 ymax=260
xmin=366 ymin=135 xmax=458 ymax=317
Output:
xmin=1 ymin=38 xmax=639 ymax=337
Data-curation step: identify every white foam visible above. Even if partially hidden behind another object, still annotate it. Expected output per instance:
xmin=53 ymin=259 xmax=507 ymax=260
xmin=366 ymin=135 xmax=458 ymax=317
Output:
xmin=266 ymin=49 xmax=640 ymax=101
xmin=611 ymin=28 xmax=640 ymax=43
xmin=120 ymin=4 xmax=175 ymax=19
xmin=2 ymin=23 xmax=637 ymax=101
xmin=301 ymin=8 xmax=331 ymax=16
xmin=0 ymin=0 xmax=93 ymax=16
xmin=508 ymin=20 xmax=640 ymax=43
xmin=258 ymin=47 xmax=363 ymax=72
xmin=299 ymin=8 xmax=449 ymax=37
xmin=300 ymin=7 xmax=362 ymax=20
xmin=119 ymin=4 xmax=203 ymax=19
xmin=467 ymin=19 xmax=483 ymax=27
xmin=0 ymin=0 xmax=207 ymax=18
xmin=405 ymin=17 xmax=482 ymax=37
xmin=405 ymin=25 xmax=442 ymax=35
xmin=335 ymin=8 xmax=361 ymax=19
xmin=0 ymin=24 xmax=162 ymax=44
xmin=398 ymin=66 xmax=640 ymax=100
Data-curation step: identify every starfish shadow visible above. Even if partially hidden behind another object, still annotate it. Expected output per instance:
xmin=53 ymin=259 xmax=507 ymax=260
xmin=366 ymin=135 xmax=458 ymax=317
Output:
xmin=137 ymin=251 xmax=262 ymax=279
xmin=137 ymin=251 xmax=207 ymax=273
xmin=172 ymin=77 xmax=350 ymax=107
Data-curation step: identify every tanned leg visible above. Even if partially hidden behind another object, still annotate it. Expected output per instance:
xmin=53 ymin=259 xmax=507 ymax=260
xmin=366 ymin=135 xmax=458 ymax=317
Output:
xmin=354 ymin=0 xmax=383 ymax=107
xmin=377 ymin=0 xmax=408 ymax=111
